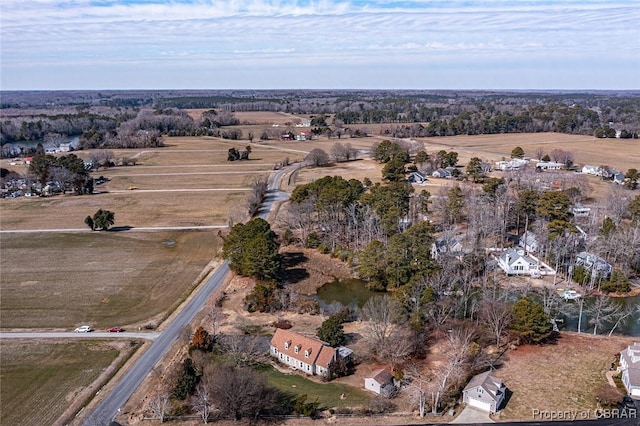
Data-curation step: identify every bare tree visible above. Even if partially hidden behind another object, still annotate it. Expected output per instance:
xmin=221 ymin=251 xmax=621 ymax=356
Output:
xmin=218 ymin=334 xmax=265 ymax=366
xmin=431 ymin=327 xmax=475 ymax=413
xmin=479 ymin=299 xmax=512 ymax=346
xmin=609 ymin=304 xmax=640 ymax=337
xmin=146 ymin=390 xmax=170 ymax=423
xmin=360 ymin=295 xmax=402 ymax=355
xmin=586 ymin=296 xmax=621 ymax=335
xmin=192 ymin=383 xmax=212 ymax=424
xmin=406 ymin=364 xmax=431 ymax=418
xmin=377 ymin=326 xmax=417 ymax=370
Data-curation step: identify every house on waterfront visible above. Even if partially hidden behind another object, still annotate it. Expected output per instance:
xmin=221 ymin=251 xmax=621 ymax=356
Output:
xmin=364 ymin=368 xmax=396 ymax=397
xmin=619 ymin=343 xmax=640 ymax=397
xmin=431 ymin=235 xmax=467 ymax=260
xmin=496 ymin=247 xmax=555 ymax=276
xmin=270 ymin=329 xmax=341 ymax=376
xmin=576 ymin=252 xmax=613 ymax=279
xmin=462 ymin=371 xmax=507 ymax=413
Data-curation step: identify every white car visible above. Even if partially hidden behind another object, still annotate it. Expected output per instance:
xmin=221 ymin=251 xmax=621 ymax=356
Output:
xmin=74 ymin=325 xmax=93 ymax=333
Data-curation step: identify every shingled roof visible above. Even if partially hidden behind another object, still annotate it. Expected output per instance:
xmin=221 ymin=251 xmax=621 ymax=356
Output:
xmin=270 ymin=328 xmax=336 ymax=368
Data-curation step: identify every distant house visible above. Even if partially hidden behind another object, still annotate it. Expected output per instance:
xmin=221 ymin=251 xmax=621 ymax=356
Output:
xmin=571 ymin=206 xmax=591 ymax=218
xmin=270 ymin=329 xmax=338 ymax=376
xmin=582 ymin=165 xmax=602 ymax=176
xmin=431 ymin=236 xmax=466 ymax=260
xmin=518 ymin=231 xmax=539 ymax=253
xmin=462 ymin=371 xmax=507 ymax=413
xmin=364 ymin=369 xmax=396 ymax=397
xmin=432 ymin=168 xmax=451 ymax=179
xmin=495 ymin=158 xmax=528 ymax=171
xmin=496 ymin=247 xmax=555 ymax=276
xmin=408 ymin=171 xmax=427 ymax=184
xmin=619 ymin=342 xmax=640 ymax=397
xmin=535 ymin=161 xmax=564 ymax=170
xmin=614 ymin=172 xmax=626 ymax=185
xmin=296 ymin=132 xmax=308 ymax=141
xmin=576 ymin=252 xmax=613 ymax=278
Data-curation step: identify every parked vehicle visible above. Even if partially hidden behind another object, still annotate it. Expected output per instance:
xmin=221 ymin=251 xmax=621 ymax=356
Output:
xmin=107 ymin=326 xmax=125 ymax=332
xmin=74 ymin=325 xmax=92 ymax=333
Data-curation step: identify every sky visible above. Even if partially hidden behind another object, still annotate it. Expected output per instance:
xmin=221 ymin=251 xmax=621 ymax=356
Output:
xmin=1 ymin=0 xmax=639 ymax=91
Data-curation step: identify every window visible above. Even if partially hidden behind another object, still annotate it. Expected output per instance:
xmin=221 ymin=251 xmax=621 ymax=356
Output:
xmin=295 ymin=344 xmax=301 ymax=354
xmin=304 ymin=350 xmax=310 ymax=358
xmin=284 ymin=341 xmax=290 ymax=349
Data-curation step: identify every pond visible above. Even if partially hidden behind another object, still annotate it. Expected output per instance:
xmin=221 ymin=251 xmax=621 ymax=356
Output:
xmin=559 ymin=294 xmax=640 ymax=337
xmin=315 ymin=278 xmax=378 ymax=311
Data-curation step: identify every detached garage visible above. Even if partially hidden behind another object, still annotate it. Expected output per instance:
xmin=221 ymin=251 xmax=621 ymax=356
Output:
xmin=462 ymin=371 xmax=506 ymax=414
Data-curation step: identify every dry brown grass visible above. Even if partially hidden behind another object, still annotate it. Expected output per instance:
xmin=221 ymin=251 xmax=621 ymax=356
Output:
xmin=0 ymin=231 xmax=220 ymax=329
xmin=0 ymin=341 xmax=120 ymax=426
xmin=494 ymin=333 xmax=635 ymax=420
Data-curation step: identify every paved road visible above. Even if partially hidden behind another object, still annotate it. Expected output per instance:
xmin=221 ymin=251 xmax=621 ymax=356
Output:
xmin=81 ymin=164 xmax=294 ymax=425
xmin=0 ymin=332 xmax=160 ymax=340
xmin=82 ymin=261 xmax=230 ymax=425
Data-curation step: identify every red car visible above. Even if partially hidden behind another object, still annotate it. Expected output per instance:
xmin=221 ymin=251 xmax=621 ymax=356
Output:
xmin=107 ymin=326 xmax=125 ymax=332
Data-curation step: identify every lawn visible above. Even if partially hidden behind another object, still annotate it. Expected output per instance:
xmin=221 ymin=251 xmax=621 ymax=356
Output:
xmin=255 ymin=364 xmax=372 ymax=410
xmin=0 ymin=230 xmax=220 ymax=329
xmin=494 ymin=333 xmax=635 ymax=421
xmin=0 ymin=341 xmax=120 ymax=426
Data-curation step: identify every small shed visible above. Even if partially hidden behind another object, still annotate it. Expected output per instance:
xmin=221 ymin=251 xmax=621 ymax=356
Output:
xmin=364 ymin=369 xmax=395 ymax=397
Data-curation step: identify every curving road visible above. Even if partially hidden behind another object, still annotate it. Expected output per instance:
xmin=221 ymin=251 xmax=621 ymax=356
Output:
xmin=81 ymin=164 xmax=293 ymax=425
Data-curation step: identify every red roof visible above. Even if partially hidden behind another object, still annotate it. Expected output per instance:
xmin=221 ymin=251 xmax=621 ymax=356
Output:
xmin=270 ymin=329 xmax=336 ymax=368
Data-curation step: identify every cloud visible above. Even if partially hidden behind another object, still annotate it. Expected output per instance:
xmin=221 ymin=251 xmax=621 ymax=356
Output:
xmin=1 ymin=0 xmax=638 ymax=89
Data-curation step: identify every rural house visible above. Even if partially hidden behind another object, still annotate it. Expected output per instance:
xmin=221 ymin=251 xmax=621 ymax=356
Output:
xmin=496 ymin=248 xmax=555 ymax=276
xmin=364 ymin=368 xmax=396 ymax=397
xmin=462 ymin=371 xmax=507 ymax=413
xmin=518 ymin=231 xmax=539 ymax=253
xmin=619 ymin=342 xmax=640 ymax=397
xmin=431 ymin=235 xmax=467 ymax=260
xmin=432 ymin=168 xmax=451 ymax=179
xmin=270 ymin=329 xmax=339 ymax=376
xmin=575 ymin=252 xmax=613 ymax=279
xmin=535 ymin=161 xmax=564 ymax=170
xmin=582 ymin=165 xmax=602 ymax=176
xmin=408 ymin=171 xmax=427 ymax=184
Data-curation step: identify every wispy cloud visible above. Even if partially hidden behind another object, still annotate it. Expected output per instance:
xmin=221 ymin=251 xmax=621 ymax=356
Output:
xmin=1 ymin=0 xmax=638 ymax=89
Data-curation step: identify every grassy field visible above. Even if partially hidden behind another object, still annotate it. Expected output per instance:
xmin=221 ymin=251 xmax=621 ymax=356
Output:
xmin=494 ymin=333 xmax=634 ymax=420
xmin=0 ymin=230 xmax=219 ymax=329
xmin=256 ymin=364 xmax=372 ymax=410
xmin=0 ymin=341 xmax=120 ymax=426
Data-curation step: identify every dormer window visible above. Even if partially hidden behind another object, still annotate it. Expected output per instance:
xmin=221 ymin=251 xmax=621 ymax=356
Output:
xmin=304 ymin=349 xmax=311 ymax=358
xmin=284 ymin=340 xmax=291 ymax=349
xmin=295 ymin=344 xmax=301 ymax=354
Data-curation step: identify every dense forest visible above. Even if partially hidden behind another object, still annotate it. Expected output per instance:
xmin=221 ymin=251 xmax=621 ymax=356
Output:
xmin=1 ymin=90 xmax=638 ymax=156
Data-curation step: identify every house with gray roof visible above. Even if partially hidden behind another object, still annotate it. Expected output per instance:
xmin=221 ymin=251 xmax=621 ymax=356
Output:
xmin=619 ymin=342 xmax=640 ymax=397
xmin=364 ymin=368 xmax=396 ymax=397
xmin=462 ymin=371 xmax=506 ymax=413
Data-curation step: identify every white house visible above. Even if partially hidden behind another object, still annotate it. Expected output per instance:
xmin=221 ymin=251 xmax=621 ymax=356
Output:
xmin=582 ymin=165 xmax=602 ymax=176
xmin=270 ymin=329 xmax=337 ymax=376
xmin=619 ymin=343 xmax=640 ymax=397
xmin=572 ymin=206 xmax=591 ymax=218
xmin=462 ymin=371 xmax=507 ymax=413
xmin=518 ymin=231 xmax=539 ymax=253
xmin=535 ymin=161 xmax=564 ymax=170
xmin=497 ymin=248 xmax=540 ymax=276
xmin=495 ymin=158 xmax=528 ymax=171
xmin=296 ymin=132 xmax=308 ymax=141
xmin=364 ymin=369 xmax=395 ymax=397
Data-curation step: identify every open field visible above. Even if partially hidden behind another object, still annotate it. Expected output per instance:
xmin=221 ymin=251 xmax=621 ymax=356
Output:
xmin=0 ymin=231 xmax=219 ymax=329
xmin=0 ymin=341 xmax=120 ymax=426
xmin=256 ymin=364 xmax=372 ymax=410
xmin=418 ymin=132 xmax=640 ymax=172
xmin=494 ymin=333 xmax=635 ymax=420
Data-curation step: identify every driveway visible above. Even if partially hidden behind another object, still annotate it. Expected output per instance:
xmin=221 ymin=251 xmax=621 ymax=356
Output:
xmin=451 ymin=405 xmax=494 ymax=424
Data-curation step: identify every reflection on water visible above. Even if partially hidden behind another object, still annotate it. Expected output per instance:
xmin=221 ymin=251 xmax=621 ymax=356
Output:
xmin=315 ymin=278 xmax=378 ymax=311
xmin=560 ymin=294 xmax=640 ymax=337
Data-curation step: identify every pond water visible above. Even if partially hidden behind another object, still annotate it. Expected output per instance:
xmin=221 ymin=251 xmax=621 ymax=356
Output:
xmin=559 ymin=294 xmax=640 ymax=337
xmin=315 ymin=278 xmax=378 ymax=311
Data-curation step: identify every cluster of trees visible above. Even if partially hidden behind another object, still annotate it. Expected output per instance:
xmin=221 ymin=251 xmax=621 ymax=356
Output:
xmin=28 ymin=153 xmax=93 ymax=195
xmin=227 ymin=146 xmax=251 ymax=161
